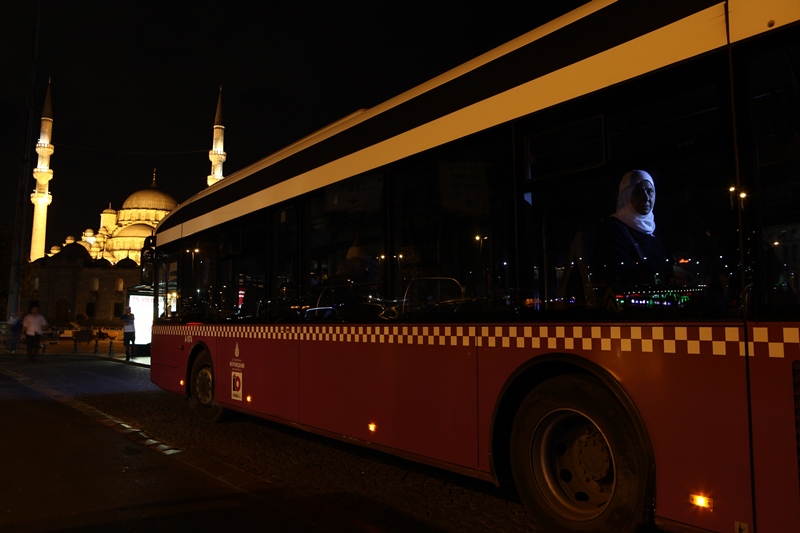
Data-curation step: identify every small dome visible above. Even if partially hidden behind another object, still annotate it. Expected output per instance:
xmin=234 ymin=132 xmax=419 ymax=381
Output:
xmin=84 ymin=228 xmax=95 ymax=237
xmin=92 ymin=258 xmax=112 ymax=268
xmin=122 ymin=187 xmax=177 ymax=211
xmin=49 ymin=245 xmax=61 ymax=254
xmin=116 ymin=223 xmax=155 ymax=238
xmin=116 ymin=257 xmax=138 ymax=268
xmin=52 ymin=242 xmax=92 ymax=265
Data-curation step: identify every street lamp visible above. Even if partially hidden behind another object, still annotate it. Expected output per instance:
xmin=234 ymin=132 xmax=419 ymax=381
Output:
xmin=186 ymin=248 xmax=199 ymax=266
xmin=475 ymin=235 xmax=488 ymax=255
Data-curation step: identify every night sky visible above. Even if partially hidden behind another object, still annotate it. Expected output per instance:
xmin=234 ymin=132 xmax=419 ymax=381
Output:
xmin=2 ymin=1 xmax=584 ymax=252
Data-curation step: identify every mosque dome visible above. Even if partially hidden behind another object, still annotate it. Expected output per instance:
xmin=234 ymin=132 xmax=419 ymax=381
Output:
xmin=116 ymin=257 xmax=138 ymax=269
xmin=92 ymin=258 xmax=112 ymax=268
xmin=52 ymin=242 xmax=93 ymax=266
xmin=106 ymin=222 xmax=155 ymax=265
xmin=122 ymin=186 xmax=177 ymax=211
xmin=116 ymin=223 xmax=155 ymax=238
xmin=116 ymin=175 xmax=178 ymax=232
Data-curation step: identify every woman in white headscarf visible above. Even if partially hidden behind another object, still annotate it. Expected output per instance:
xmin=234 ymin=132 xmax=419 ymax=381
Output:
xmin=600 ymin=170 xmax=685 ymax=286
xmin=612 ymin=169 xmax=657 ymax=235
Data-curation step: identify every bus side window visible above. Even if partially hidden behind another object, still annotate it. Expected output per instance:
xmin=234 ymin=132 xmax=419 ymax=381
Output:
xmin=272 ymin=203 xmax=300 ymax=323
xmin=237 ymin=287 xmax=264 ymax=321
xmin=401 ymin=277 xmax=465 ymax=320
xmin=256 ymin=283 xmax=299 ymax=323
xmin=556 ymin=228 xmax=602 ymax=310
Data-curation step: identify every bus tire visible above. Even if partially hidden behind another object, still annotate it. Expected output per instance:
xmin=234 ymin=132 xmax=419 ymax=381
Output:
xmin=510 ymin=374 xmax=649 ymax=533
xmin=189 ymin=350 xmax=227 ymax=423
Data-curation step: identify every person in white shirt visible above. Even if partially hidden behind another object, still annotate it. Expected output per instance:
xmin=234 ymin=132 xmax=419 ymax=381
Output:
xmin=22 ymin=304 xmax=48 ymax=363
xmin=121 ymin=307 xmax=135 ymax=361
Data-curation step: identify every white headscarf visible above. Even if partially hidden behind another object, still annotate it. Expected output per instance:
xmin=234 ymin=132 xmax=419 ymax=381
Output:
xmin=611 ymin=170 xmax=656 ymax=235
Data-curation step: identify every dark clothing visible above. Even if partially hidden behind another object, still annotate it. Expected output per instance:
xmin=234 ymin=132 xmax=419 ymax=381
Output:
xmin=598 ymin=216 xmax=670 ymax=287
xmin=123 ymin=331 xmax=135 ymax=345
xmin=26 ymin=334 xmax=42 ymax=362
xmin=121 ymin=312 xmax=135 ymax=360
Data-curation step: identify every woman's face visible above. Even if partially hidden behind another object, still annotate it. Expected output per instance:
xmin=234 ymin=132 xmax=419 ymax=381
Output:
xmin=630 ymin=180 xmax=655 ymax=215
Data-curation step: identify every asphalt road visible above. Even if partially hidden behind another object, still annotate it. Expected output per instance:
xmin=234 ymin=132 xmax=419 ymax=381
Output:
xmin=0 ymin=352 xmax=536 ymax=532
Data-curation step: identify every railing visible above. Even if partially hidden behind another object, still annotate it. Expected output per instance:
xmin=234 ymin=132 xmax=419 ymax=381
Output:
xmin=42 ymin=331 xmax=60 ymax=342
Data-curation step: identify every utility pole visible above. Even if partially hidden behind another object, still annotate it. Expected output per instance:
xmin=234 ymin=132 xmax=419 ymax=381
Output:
xmin=7 ymin=0 xmax=41 ymax=317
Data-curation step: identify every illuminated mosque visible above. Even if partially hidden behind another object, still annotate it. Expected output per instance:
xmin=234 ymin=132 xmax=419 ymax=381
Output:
xmin=33 ymin=86 xmax=225 ymax=266
xmin=27 ymin=84 xmax=225 ymax=322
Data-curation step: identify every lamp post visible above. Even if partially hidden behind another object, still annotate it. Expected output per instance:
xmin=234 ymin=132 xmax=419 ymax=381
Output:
xmin=187 ymin=248 xmax=198 ymax=276
xmin=186 ymin=248 xmax=199 ymax=307
xmin=476 ymin=235 xmax=489 ymax=296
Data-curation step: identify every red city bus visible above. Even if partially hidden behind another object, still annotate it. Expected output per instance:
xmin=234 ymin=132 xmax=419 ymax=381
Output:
xmin=144 ymin=1 xmax=800 ymax=531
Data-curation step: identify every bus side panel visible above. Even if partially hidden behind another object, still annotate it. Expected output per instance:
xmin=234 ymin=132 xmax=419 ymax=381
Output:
xmin=213 ymin=335 xmax=299 ymax=422
xmin=749 ymin=324 xmax=800 ymax=533
xmin=478 ymin=324 xmax=754 ymax=532
xmin=612 ymin=338 xmax=753 ymax=532
xmin=150 ymin=326 xmax=192 ymax=394
xmin=297 ymin=333 xmax=479 ymax=469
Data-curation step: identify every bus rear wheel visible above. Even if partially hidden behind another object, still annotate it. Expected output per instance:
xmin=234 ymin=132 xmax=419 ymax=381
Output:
xmin=189 ymin=351 xmax=227 ymax=423
xmin=510 ymin=375 xmax=649 ymax=533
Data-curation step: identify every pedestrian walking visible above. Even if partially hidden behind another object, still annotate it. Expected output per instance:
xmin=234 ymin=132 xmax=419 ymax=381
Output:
xmin=7 ymin=310 xmax=24 ymax=353
xmin=121 ymin=307 xmax=135 ymax=361
xmin=22 ymin=304 xmax=48 ymax=363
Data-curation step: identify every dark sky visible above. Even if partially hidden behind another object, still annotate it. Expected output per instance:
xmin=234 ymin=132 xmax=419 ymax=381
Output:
xmin=2 ymin=1 xmax=584 ymax=252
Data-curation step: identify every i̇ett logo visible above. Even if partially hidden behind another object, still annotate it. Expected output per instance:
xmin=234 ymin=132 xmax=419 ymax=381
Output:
xmin=231 ymin=371 xmax=243 ymax=401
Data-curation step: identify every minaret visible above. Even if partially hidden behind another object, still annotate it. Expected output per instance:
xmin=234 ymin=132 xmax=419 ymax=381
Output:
xmin=207 ymin=85 xmax=226 ymax=187
xmin=30 ymin=79 xmax=54 ymax=261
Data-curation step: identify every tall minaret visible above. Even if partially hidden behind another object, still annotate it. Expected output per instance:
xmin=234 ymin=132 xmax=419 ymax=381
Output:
xmin=30 ymin=79 xmax=54 ymax=261
xmin=207 ymin=85 xmax=226 ymax=187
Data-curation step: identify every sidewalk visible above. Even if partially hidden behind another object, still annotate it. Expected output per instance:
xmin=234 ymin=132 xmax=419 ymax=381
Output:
xmin=6 ymin=337 xmax=150 ymax=366
xmin=0 ymin=369 xmax=331 ymax=532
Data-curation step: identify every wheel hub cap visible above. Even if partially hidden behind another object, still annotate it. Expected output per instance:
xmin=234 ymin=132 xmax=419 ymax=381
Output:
xmin=574 ymin=431 xmax=610 ymax=482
